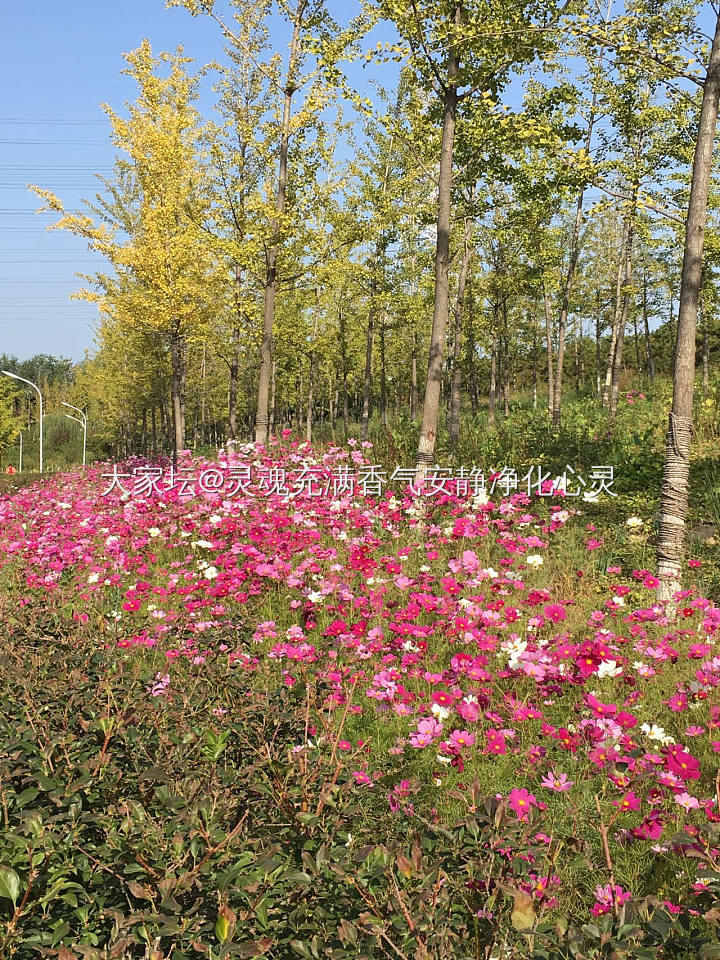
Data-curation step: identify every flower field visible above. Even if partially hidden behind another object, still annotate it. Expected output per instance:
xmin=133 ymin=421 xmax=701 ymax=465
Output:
xmin=1 ymin=436 xmax=719 ymax=959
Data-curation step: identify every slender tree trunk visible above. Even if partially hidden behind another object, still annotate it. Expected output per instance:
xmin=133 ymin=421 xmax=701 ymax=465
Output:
xmin=361 ymin=300 xmax=375 ymax=439
xmin=269 ymin=359 xmax=277 ymax=438
xmin=254 ymin=2 xmax=306 ymax=445
xmin=467 ymin=276 xmax=478 ymax=416
xmin=542 ymin=283 xmax=555 ymax=415
xmin=228 ymin=326 xmax=240 ymax=440
xmin=151 ymin=405 xmax=157 ymax=458
xmin=553 ymin=95 xmax=598 ymax=422
xmin=410 ymin=325 xmax=419 ymax=421
xmin=379 ymin=310 xmax=388 ymax=430
xmin=573 ymin=320 xmax=580 ymax=392
xmin=169 ymin=328 xmax=186 ymax=462
xmin=603 ymin=216 xmax=632 ymax=407
xmin=488 ymin=329 xmax=497 ymax=427
xmin=595 ymin=287 xmax=603 ymax=398
xmin=295 ymin=372 xmax=303 ymax=434
xmin=415 ymin=3 xmax=461 ymax=480
xmin=141 ymin=408 xmax=147 ymax=457
xmin=702 ymin=311 xmax=710 ymax=390
xmin=610 ymin=204 xmax=637 ymax=417
xmin=643 ymin=262 xmax=655 ymax=380
xmin=306 ymin=311 xmax=319 ymax=444
xmin=533 ymin=313 xmax=539 ymax=411
xmin=200 ymin=343 xmax=206 ymax=444
xmin=339 ymin=303 xmax=349 ymax=436
xmin=657 ymin=11 xmax=720 ymax=598
xmin=502 ymin=299 xmax=510 ymax=417
xmin=449 ymin=209 xmax=474 ymax=449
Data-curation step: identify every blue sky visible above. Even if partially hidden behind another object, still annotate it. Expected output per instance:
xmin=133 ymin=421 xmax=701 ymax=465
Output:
xmin=1 ymin=1 xmax=389 ymax=363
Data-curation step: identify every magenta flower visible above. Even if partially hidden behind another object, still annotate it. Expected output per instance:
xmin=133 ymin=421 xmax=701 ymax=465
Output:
xmin=508 ymin=788 xmax=538 ymax=820
xmin=613 ymin=791 xmax=642 ymax=812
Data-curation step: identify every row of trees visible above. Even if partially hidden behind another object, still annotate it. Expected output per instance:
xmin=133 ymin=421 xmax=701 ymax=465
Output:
xmin=30 ymin=0 xmax=720 ymax=594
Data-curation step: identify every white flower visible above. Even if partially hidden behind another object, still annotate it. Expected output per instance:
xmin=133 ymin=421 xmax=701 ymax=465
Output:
xmin=626 ymin=517 xmax=644 ymax=528
xmin=443 ymin=526 xmax=453 ymax=536
xmin=526 ymin=554 xmax=544 ymax=567
xmin=582 ymin=490 xmax=600 ymax=503
xmin=437 ymin=754 xmax=453 ymax=765
xmin=430 ymin=703 xmax=450 ymax=721
xmin=337 ymin=530 xmax=348 ymax=540
xmin=148 ymin=527 xmax=161 ymax=538
xmin=307 ymin=591 xmax=324 ymax=604
xmin=419 ymin=565 xmax=431 ymax=573
xmin=203 ymin=566 xmax=219 ymax=580
xmin=597 ymin=659 xmax=622 ymax=679
xmin=105 ymin=535 xmax=119 ymax=545
xmin=209 ymin=514 xmax=223 ymax=524
xmin=640 ymin=723 xmax=675 ymax=746
xmin=87 ymin=572 xmax=99 ymax=584
xmin=473 ymin=491 xmax=490 ymax=506
xmin=191 ymin=539 xmax=213 ymax=549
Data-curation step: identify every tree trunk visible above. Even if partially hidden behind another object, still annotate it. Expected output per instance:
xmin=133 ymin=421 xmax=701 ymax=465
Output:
xmin=169 ymin=329 xmax=186 ymax=462
xmin=339 ymin=303 xmax=350 ymax=436
xmin=410 ymin=325 xmax=419 ymax=421
xmin=643 ymin=262 xmax=655 ymax=380
xmin=200 ymin=343 xmax=206 ymax=445
xmin=702 ymin=312 xmax=710 ymax=391
xmin=228 ymin=325 xmax=239 ymax=440
xmin=542 ymin=283 xmax=555 ymax=415
xmin=306 ymin=312 xmax=318 ymax=444
xmin=553 ymin=95 xmax=598 ymax=422
xmin=467 ymin=276 xmax=478 ymax=416
xmin=610 ymin=205 xmax=637 ymax=417
xmin=379 ymin=310 xmax=388 ymax=430
xmin=488 ymin=329 xmax=497 ymax=427
xmin=269 ymin=358 xmax=277 ymax=438
xmin=361 ymin=301 xmax=375 ymax=439
xmin=657 ymin=10 xmax=720 ymax=598
xmin=603 ymin=216 xmax=632 ymax=407
xmin=254 ymin=2 xmax=306 ymax=445
xmin=449 ymin=209 xmax=474 ymax=449
xmin=415 ymin=3 xmax=461 ymax=480
xmin=533 ymin=312 xmax=539 ymax=411
xmin=151 ymin=405 xmax=157 ymax=458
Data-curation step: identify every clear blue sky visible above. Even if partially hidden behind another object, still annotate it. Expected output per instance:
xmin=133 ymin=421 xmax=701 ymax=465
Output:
xmin=1 ymin=1 xmax=388 ymax=363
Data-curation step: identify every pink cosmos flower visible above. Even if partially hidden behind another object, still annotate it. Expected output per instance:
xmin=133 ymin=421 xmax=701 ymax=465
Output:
xmin=508 ymin=788 xmax=538 ymax=820
xmin=613 ymin=791 xmax=642 ymax=812
xmin=449 ymin=729 xmax=476 ymax=750
xmin=543 ymin=603 xmax=567 ymax=623
xmin=540 ymin=771 xmax=574 ymax=792
xmin=591 ymin=884 xmax=631 ymax=916
xmin=675 ymin=792 xmax=700 ymax=811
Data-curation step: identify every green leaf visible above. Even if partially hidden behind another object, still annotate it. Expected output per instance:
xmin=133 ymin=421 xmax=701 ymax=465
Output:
xmin=0 ymin=865 xmax=21 ymax=905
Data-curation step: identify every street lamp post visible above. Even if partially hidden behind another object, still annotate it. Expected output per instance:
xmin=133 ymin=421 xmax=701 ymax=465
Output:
xmin=61 ymin=402 xmax=87 ymax=468
xmin=2 ymin=371 xmax=43 ymax=473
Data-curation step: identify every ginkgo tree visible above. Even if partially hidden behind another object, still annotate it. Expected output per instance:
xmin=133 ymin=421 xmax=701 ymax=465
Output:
xmin=31 ymin=40 xmax=221 ymax=459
